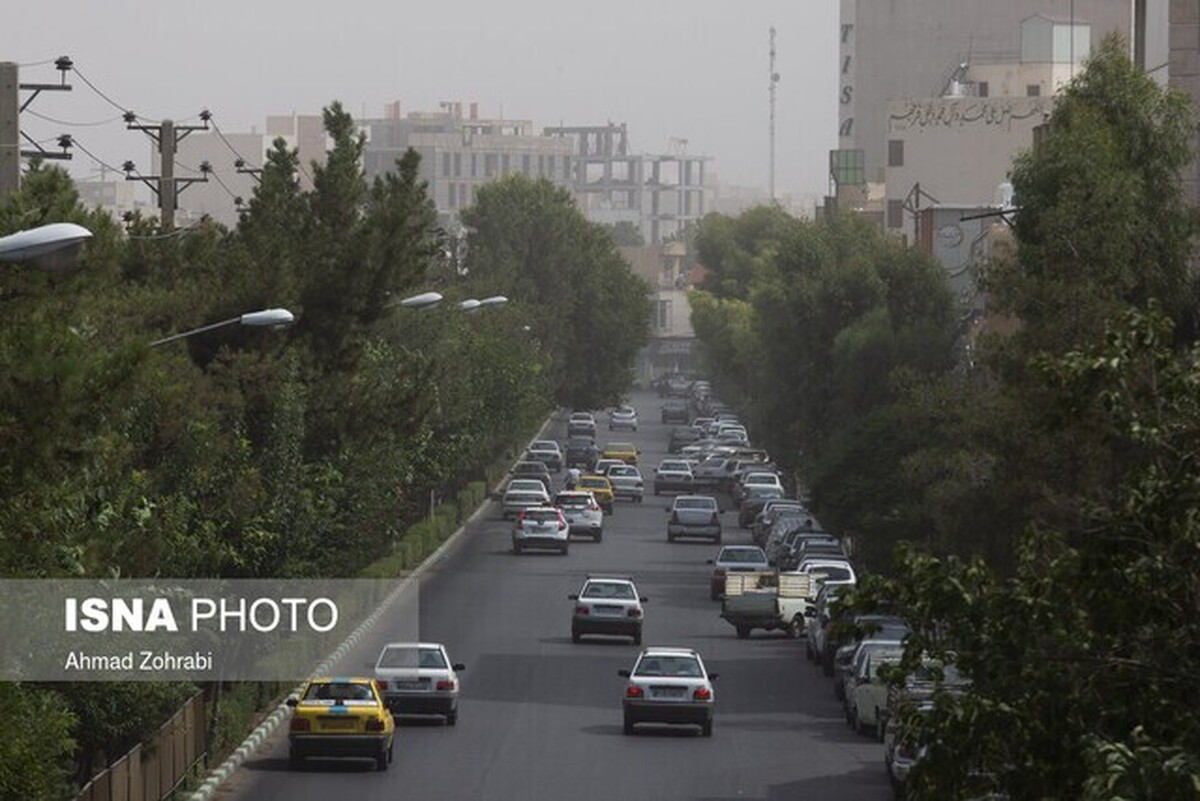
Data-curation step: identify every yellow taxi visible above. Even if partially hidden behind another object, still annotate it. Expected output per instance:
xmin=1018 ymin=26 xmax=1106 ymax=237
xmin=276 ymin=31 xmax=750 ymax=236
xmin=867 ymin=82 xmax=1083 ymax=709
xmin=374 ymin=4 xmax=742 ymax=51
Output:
xmin=602 ymin=441 xmax=640 ymax=465
xmin=576 ymin=474 xmax=616 ymax=515
xmin=287 ymin=677 xmax=395 ymax=771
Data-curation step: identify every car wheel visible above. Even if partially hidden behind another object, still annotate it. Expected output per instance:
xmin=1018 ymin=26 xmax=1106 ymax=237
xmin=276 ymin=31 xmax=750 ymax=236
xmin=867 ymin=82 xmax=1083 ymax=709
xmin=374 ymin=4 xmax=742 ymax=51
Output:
xmin=633 ymin=631 xmax=642 ymax=646
xmin=447 ymin=710 xmax=458 ymax=726
xmin=623 ymin=713 xmax=635 ymax=735
xmin=572 ymin=629 xmax=581 ymax=644
xmin=876 ymin=713 xmax=886 ymax=742
xmin=789 ymin=615 xmax=804 ymax=639
xmin=288 ymin=751 xmax=304 ymax=770
xmin=834 ymin=681 xmax=845 ymax=701
xmin=376 ymin=749 xmax=389 ymax=772
xmin=714 ymin=533 xmax=723 ymax=544
xmin=513 ymin=542 xmax=522 ymax=555
xmin=856 ymin=710 xmax=871 ymax=737
xmin=735 ymin=625 xmax=751 ymax=640
xmin=709 ymin=588 xmax=719 ymax=601
xmin=701 ymin=719 xmax=713 ymax=737
xmin=388 ymin=740 xmax=395 ymax=761
xmin=667 ymin=532 xmax=676 ymax=543
xmin=822 ymin=653 xmax=835 ymax=677
xmin=653 ymin=488 xmax=660 ymax=496
xmin=805 ymin=638 xmax=815 ymax=661
xmin=594 ymin=531 xmax=602 ymax=542
xmin=561 ymin=543 xmax=570 ymax=556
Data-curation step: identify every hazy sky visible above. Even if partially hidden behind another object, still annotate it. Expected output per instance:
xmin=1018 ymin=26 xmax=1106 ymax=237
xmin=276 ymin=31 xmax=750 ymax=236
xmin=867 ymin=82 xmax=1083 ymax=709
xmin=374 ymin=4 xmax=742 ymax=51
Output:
xmin=4 ymin=1 xmax=838 ymax=201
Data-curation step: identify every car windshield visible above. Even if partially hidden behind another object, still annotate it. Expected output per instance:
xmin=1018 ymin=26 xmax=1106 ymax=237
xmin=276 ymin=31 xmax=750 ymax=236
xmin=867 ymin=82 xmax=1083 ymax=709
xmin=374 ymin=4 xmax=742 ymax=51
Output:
xmin=579 ymin=478 xmax=607 ymax=488
xmin=582 ymin=582 xmax=636 ymax=599
xmin=377 ymin=646 xmax=447 ymax=669
xmin=720 ymin=547 xmax=767 ymax=564
xmin=303 ymin=682 xmax=375 ymax=702
xmin=524 ymin=509 xmax=559 ymax=523
xmin=635 ymin=655 xmax=703 ymax=678
xmin=676 ymin=498 xmax=716 ymax=510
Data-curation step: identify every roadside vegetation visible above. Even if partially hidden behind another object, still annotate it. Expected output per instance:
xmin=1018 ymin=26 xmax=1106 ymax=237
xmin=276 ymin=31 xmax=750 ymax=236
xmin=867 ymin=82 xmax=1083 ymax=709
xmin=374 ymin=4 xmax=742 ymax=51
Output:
xmin=0 ymin=102 xmax=648 ymax=797
xmin=691 ymin=36 xmax=1200 ymax=798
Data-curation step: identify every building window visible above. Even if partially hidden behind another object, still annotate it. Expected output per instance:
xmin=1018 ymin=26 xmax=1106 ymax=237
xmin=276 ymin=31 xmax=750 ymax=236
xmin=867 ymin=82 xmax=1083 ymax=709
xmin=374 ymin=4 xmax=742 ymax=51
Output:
xmin=485 ymin=153 xmax=497 ymax=178
xmin=1026 ymin=84 xmax=1041 ymax=97
xmin=547 ymin=155 xmax=556 ymax=177
xmin=442 ymin=152 xmax=451 ymax=176
xmin=453 ymin=152 xmax=461 ymax=177
xmin=501 ymin=154 xmax=510 ymax=175
xmin=522 ymin=154 xmax=531 ymax=174
xmin=448 ymin=183 xmax=457 ymax=208
xmin=657 ymin=299 xmax=672 ymax=330
xmin=977 ymin=81 xmax=989 ymax=97
xmin=829 ymin=149 xmax=864 ymax=187
xmin=887 ymin=139 xmax=904 ymax=168
xmin=563 ymin=156 xmax=572 ymax=181
xmin=887 ymin=199 xmax=904 ymax=229
xmin=538 ymin=154 xmax=544 ymax=175
xmin=471 ymin=153 xmax=478 ymax=177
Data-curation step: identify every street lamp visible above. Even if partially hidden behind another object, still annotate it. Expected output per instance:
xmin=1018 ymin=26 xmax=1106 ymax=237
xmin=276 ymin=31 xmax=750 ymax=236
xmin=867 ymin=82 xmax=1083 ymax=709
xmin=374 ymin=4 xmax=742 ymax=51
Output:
xmin=0 ymin=222 xmax=92 ymax=269
xmin=395 ymin=291 xmax=444 ymax=309
xmin=150 ymin=307 xmax=295 ymax=347
xmin=459 ymin=295 xmax=508 ymax=313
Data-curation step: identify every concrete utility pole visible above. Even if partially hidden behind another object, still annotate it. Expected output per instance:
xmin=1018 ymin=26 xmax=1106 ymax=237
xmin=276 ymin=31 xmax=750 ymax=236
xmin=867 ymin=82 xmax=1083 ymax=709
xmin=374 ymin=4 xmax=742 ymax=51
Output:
xmin=0 ymin=58 xmax=74 ymax=198
xmin=124 ymin=111 xmax=210 ymax=229
xmin=768 ymin=27 xmax=780 ymax=202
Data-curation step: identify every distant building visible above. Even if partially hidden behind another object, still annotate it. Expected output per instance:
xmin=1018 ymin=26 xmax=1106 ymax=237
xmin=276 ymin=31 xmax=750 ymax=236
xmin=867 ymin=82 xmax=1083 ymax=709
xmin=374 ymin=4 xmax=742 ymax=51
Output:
xmin=74 ymin=176 xmax=139 ymax=222
xmin=362 ymin=105 xmax=710 ymax=244
xmin=622 ymin=241 xmax=697 ymax=380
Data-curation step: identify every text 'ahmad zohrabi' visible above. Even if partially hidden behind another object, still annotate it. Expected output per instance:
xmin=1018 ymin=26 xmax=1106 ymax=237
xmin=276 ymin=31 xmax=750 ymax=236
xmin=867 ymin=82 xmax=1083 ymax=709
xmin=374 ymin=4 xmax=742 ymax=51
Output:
xmin=64 ymin=649 xmax=215 ymax=672
xmin=64 ymin=596 xmax=340 ymax=633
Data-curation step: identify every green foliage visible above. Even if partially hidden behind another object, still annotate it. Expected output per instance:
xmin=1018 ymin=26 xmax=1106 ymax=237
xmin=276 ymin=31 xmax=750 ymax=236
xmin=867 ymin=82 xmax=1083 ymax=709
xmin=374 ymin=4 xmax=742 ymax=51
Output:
xmin=461 ymin=175 xmax=653 ymax=409
xmin=0 ymin=683 xmax=76 ymax=800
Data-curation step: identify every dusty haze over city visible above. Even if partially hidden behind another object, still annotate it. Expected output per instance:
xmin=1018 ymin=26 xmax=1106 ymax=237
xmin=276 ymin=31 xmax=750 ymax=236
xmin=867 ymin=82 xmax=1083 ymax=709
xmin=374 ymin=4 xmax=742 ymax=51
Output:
xmin=2 ymin=0 xmax=838 ymax=204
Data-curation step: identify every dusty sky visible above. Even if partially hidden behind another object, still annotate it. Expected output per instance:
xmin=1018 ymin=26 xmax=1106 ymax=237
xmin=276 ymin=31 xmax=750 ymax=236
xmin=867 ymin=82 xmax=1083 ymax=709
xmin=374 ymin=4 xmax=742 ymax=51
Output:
xmin=4 ymin=1 xmax=837 ymax=201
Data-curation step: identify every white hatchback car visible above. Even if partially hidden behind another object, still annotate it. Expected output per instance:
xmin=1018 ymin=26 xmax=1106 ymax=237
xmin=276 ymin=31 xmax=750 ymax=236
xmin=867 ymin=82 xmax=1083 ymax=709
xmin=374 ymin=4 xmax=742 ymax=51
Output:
xmin=554 ymin=490 xmax=604 ymax=541
xmin=512 ymin=506 xmax=570 ymax=555
xmin=619 ymin=647 xmax=717 ymax=736
xmin=373 ymin=642 xmax=465 ymax=725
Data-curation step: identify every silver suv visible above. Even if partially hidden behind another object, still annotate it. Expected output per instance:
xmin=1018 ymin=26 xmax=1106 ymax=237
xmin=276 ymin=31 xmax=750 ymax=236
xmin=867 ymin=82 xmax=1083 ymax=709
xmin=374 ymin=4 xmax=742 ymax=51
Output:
xmin=570 ymin=576 xmax=646 ymax=644
xmin=619 ymin=647 xmax=717 ymax=736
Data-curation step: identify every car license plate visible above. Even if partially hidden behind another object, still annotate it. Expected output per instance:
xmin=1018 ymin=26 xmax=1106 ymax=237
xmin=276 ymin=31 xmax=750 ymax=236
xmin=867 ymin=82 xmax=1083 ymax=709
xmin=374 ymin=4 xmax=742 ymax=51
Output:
xmin=395 ymin=679 xmax=428 ymax=690
xmin=594 ymin=605 xmax=622 ymax=616
xmin=653 ymin=687 xmax=686 ymax=699
xmin=319 ymin=717 xmax=358 ymax=730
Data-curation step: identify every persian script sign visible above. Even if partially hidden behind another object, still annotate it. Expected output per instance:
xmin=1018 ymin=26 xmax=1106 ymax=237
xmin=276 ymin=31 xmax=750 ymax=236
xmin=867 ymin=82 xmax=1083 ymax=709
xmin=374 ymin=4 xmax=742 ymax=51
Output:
xmin=889 ymin=98 xmax=1048 ymax=133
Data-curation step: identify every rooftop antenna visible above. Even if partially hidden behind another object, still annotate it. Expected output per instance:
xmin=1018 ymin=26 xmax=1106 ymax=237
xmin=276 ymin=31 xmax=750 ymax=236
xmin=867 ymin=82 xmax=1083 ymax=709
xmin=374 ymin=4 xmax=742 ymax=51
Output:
xmin=769 ymin=26 xmax=780 ymax=201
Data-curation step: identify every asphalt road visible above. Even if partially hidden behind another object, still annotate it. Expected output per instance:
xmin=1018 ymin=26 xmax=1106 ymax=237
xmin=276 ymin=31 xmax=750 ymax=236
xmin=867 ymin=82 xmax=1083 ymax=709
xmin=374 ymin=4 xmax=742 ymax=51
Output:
xmin=220 ymin=389 xmax=892 ymax=801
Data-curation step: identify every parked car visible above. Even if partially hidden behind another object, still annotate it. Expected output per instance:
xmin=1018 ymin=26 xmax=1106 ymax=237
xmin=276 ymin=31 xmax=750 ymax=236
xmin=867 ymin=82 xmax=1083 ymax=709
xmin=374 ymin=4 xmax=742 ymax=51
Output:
xmin=707 ymin=544 xmax=769 ymax=601
xmin=373 ymin=641 xmax=465 ymax=725
xmin=660 ymin=399 xmax=690 ymax=424
xmin=653 ymin=459 xmax=695 ymax=495
xmin=752 ymin=501 xmax=807 ymax=546
xmin=512 ymin=506 xmax=570 ymax=555
xmin=666 ymin=495 xmax=722 ymax=543
xmin=609 ymin=405 xmax=639 ymax=431
xmin=619 ymin=647 xmax=717 ymax=736
xmin=567 ymin=412 xmax=597 ymax=439
xmin=576 ymin=474 xmax=615 ymax=514
xmin=606 ymin=464 xmax=645 ymax=502
xmin=570 ymin=575 xmax=646 ymax=644
xmin=846 ymin=643 xmax=905 ymax=736
xmin=510 ymin=460 xmax=552 ymax=491
xmin=831 ymin=617 xmax=909 ymax=701
xmin=737 ymin=485 xmax=785 ymax=527
xmin=564 ymin=437 xmax=600 ymax=470
xmin=287 ymin=677 xmax=395 ymax=771
xmin=554 ymin=490 xmax=604 ymax=541
xmin=526 ymin=439 xmax=564 ymax=472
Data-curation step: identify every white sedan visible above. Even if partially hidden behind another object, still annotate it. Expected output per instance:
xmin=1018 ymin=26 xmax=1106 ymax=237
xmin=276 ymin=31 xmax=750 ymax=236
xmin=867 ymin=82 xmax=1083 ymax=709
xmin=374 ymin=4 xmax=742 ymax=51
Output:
xmin=606 ymin=464 xmax=645 ymax=502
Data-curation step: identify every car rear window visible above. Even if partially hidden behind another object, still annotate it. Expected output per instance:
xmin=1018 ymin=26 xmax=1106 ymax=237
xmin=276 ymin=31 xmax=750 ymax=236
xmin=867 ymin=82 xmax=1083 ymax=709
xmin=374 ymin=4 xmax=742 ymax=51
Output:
xmin=635 ymin=656 xmax=702 ymax=678
xmin=377 ymin=646 xmax=447 ymax=669
xmin=555 ymin=494 xmax=590 ymax=507
xmin=676 ymin=498 xmax=716 ymax=510
xmin=582 ymin=582 xmax=635 ymax=599
xmin=303 ymin=682 xmax=375 ymax=702
xmin=524 ymin=509 xmax=559 ymax=523
xmin=660 ymin=461 xmax=690 ymax=471
xmin=579 ymin=478 xmax=607 ymax=488
xmin=720 ymin=547 xmax=767 ymax=564
xmin=808 ymin=565 xmax=852 ymax=582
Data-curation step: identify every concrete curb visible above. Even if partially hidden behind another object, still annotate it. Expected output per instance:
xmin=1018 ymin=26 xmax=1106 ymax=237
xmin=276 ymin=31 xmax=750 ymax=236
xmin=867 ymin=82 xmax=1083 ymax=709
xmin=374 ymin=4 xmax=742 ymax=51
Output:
xmin=184 ymin=410 xmax=561 ymax=801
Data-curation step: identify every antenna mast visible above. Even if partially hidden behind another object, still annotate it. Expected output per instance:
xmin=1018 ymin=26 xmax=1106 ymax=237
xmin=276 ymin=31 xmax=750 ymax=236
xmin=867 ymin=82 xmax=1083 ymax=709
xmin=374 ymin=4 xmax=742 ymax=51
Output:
xmin=769 ymin=27 xmax=780 ymax=202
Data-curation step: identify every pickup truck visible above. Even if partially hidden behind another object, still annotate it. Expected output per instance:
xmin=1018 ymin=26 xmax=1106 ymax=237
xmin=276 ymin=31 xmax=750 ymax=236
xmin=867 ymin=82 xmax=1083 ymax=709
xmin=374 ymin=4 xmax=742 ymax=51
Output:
xmin=720 ymin=571 xmax=815 ymax=639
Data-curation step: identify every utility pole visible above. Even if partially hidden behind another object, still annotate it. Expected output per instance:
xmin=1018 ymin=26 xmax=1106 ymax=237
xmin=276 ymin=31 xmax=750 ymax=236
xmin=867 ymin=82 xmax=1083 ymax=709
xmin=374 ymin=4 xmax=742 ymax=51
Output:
xmin=768 ymin=27 xmax=780 ymax=202
xmin=124 ymin=111 xmax=210 ymax=229
xmin=0 ymin=58 xmax=74 ymax=198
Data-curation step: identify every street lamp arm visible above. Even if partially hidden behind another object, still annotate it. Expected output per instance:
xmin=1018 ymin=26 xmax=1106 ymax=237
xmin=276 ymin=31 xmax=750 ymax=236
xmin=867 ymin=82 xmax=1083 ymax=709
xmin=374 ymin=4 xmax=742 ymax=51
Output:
xmin=149 ymin=316 xmax=242 ymax=347
xmin=149 ymin=308 xmax=295 ymax=347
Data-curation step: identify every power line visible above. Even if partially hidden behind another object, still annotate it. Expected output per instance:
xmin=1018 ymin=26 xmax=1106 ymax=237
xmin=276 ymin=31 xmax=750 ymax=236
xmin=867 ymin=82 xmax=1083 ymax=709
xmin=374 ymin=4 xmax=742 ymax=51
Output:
xmin=69 ymin=63 xmax=144 ymax=120
xmin=25 ymin=109 xmax=124 ymax=128
xmin=70 ymin=136 xmax=128 ymax=176
xmin=19 ymin=58 xmax=60 ymax=68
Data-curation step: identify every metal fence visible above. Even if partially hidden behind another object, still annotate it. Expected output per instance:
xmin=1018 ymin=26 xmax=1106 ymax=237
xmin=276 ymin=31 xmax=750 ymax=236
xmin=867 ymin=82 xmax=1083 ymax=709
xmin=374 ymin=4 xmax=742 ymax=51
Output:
xmin=75 ymin=692 xmax=206 ymax=801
